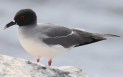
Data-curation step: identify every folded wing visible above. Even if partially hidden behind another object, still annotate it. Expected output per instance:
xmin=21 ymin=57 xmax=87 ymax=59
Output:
xmin=42 ymin=26 xmax=106 ymax=48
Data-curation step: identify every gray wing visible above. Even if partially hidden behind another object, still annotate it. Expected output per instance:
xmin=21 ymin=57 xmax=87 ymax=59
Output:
xmin=41 ymin=26 xmax=106 ymax=48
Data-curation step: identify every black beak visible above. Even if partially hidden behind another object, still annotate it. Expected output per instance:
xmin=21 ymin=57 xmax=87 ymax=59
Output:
xmin=4 ymin=21 xmax=16 ymax=29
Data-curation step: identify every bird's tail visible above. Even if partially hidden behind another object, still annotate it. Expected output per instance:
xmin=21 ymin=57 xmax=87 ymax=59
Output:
xmin=94 ymin=33 xmax=120 ymax=38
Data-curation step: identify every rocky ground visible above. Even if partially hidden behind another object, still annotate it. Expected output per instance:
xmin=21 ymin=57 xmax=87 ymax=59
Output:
xmin=0 ymin=54 xmax=89 ymax=77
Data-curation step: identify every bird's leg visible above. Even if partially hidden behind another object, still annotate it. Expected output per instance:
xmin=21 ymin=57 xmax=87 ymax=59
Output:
xmin=36 ymin=58 xmax=40 ymax=64
xmin=48 ymin=59 xmax=52 ymax=66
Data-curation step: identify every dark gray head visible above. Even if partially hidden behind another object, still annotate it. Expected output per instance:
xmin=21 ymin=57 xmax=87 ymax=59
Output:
xmin=5 ymin=9 xmax=37 ymax=29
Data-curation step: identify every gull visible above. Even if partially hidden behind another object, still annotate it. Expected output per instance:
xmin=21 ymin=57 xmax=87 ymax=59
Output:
xmin=5 ymin=9 xmax=120 ymax=66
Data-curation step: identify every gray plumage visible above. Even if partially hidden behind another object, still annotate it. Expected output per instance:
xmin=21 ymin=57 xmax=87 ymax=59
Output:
xmin=34 ymin=24 xmax=106 ymax=48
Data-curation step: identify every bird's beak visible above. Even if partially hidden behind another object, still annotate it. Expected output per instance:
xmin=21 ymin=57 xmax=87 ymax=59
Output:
xmin=4 ymin=21 xmax=16 ymax=29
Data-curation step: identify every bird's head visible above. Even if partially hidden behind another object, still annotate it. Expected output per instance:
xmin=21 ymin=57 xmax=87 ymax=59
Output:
xmin=5 ymin=9 xmax=37 ymax=29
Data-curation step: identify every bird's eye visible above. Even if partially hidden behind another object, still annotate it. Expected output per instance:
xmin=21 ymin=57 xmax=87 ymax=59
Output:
xmin=19 ymin=16 xmax=25 ymax=20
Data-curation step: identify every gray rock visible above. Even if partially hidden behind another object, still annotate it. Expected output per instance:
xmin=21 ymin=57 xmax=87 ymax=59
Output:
xmin=0 ymin=54 xmax=89 ymax=77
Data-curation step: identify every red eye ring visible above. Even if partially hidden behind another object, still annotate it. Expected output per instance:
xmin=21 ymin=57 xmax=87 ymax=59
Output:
xmin=19 ymin=16 xmax=25 ymax=20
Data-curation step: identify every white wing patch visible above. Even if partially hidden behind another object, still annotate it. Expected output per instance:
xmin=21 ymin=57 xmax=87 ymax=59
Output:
xmin=74 ymin=28 xmax=86 ymax=31
xmin=50 ymin=30 xmax=74 ymax=38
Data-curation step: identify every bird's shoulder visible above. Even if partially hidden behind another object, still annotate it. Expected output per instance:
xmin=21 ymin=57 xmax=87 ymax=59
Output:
xmin=35 ymin=23 xmax=72 ymax=37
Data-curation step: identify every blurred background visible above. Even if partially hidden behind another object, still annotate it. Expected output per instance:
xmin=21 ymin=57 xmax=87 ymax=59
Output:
xmin=0 ymin=0 xmax=123 ymax=77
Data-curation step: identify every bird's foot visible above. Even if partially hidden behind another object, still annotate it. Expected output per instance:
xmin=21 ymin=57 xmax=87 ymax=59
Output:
xmin=36 ymin=58 xmax=40 ymax=64
xmin=48 ymin=59 xmax=52 ymax=66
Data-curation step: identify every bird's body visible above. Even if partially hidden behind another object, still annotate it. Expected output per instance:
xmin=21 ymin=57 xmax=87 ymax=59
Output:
xmin=18 ymin=23 xmax=68 ymax=59
xmin=5 ymin=9 xmax=119 ymax=66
